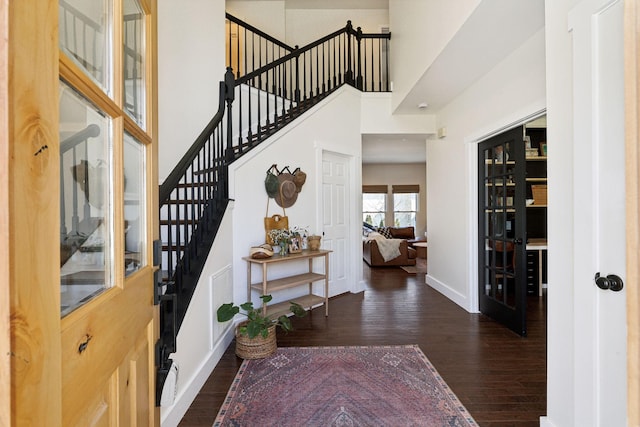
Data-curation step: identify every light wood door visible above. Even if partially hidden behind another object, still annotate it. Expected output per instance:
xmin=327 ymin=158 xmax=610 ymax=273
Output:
xmin=624 ymin=0 xmax=640 ymax=423
xmin=5 ymin=1 xmax=159 ymax=425
xmin=570 ymin=0 xmax=627 ymax=424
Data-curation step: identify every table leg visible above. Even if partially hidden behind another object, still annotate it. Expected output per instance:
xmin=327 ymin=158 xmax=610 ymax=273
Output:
xmin=324 ymin=253 xmax=329 ymax=316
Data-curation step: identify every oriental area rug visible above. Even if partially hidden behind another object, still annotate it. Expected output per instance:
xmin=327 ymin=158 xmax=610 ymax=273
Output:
xmin=213 ymin=345 xmax=477 ymax=426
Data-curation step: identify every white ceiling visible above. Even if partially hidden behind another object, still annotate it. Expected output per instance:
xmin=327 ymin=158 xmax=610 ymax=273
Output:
xmin=361 ymin=0 xmax=544 ymax=163
xmin=241 ymin=0 xmax=545 ymax=164
xmin=394 ymin=0 xmax=545 ymax=114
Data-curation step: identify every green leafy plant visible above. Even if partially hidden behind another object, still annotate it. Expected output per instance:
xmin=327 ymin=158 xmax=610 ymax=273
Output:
xmin=216 ymin=295 xmax=307 ymax=339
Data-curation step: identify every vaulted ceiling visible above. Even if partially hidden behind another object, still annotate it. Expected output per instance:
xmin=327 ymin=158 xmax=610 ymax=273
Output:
xmin=236 ymin=1 xmax=545 ymax=164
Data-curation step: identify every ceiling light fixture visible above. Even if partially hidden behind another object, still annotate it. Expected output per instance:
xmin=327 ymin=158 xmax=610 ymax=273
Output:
xmin=418 ymin=102 xmax=428 ymax=109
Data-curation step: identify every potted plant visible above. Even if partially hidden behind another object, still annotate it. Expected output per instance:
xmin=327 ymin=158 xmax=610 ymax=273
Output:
xmin=217 ymin=295 xmax=307 ymax=359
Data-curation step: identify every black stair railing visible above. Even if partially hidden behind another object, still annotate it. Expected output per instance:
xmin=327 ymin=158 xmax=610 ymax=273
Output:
xmin=155 ymin=69 xmax=234 ymax=404
xmin=226 ymin=13 xmax=294 ymax=80
xmin=155 ymin=20 xmax=390 ymax=404
xmin=230 ymin=20 xmax=391 ymax=160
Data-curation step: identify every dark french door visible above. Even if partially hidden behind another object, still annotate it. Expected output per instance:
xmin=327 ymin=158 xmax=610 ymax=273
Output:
xmin=478 ymin=126 xmax=527 ymax=336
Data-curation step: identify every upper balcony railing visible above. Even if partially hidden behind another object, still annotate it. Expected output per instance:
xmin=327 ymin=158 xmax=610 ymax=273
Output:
xmin=227 ymin=19 xmax=391 ymax=159
xmin=226 ymin=13 xmax=295 ymax=80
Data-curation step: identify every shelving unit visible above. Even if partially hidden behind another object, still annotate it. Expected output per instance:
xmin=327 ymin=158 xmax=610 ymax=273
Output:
xmin=243 ymin=249 xmax=331 ymax=318
xmin=524 ymin=125 xmax=547 ymax=295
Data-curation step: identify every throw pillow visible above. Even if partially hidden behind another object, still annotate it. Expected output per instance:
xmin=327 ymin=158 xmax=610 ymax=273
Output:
xmin=377 ymin=227 xmax=392 ymax=239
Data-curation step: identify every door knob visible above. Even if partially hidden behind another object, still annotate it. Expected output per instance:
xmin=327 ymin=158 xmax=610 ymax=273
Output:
xmin=594 ymin=272 xmax=624 ymax=292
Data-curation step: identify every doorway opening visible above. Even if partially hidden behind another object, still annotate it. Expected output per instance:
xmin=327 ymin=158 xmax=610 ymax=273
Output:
xmin=477 ymin=115 xmax=547 ymax=336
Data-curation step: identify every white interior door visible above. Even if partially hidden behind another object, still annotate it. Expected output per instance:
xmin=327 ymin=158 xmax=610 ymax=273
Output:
xmin=322 ymin=151 xmax=350 ymax=295
xmin=570 ymin=0 xmax=627 ymax=424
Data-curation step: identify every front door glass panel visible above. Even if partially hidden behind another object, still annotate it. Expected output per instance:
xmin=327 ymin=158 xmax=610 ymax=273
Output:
xmin=59 ymin=80 xmax=113 ymax=317
xmin=123 ymin=0 xmax=146 ymax=128
xmin=123 ymin=132 xmax=147 ymax=276
xmin=59 ymin=0 xmax=113 ymax=94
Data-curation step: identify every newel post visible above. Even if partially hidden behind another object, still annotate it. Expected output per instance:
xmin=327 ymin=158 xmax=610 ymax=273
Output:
xmin=294 ymin=45 xmax=301 ymax=103
xmin=355 ymin=26 xmax=363 ymax=90
xmin=224 ymin=67 xmax=235 ymax=198
xmin=345 ymin=20 xmax=354 ymax=85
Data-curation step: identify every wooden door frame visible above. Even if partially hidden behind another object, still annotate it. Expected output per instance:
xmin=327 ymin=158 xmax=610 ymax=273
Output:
xmin=0 ymin=0 xmax=10 ymax=424
xmin=625 ymin=0 xmax=640 ymax=423
xmin=5 ymin=1 xmax=62 ymax=424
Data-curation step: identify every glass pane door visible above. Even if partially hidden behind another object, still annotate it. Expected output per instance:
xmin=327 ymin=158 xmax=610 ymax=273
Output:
xmin=59 ymin=81 xmax=113 ymax=316
xmin=478 ymin=126 xmax=527 ymax=336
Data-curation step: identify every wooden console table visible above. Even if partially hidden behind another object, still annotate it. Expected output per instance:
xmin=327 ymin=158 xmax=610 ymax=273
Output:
xmin=243 ymin=249 xmax=331 ymax=317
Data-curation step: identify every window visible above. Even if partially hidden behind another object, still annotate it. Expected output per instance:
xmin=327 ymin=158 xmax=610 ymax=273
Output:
xmin=393 ymin=185 xmax=419 ymax=228
xmin=363 ymin=185 xmax=387 ymax=228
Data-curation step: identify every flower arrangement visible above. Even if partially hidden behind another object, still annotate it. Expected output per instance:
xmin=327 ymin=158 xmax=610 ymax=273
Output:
xmin=268 ymin=226 xmax=309 ymax=254
xmin=268 ymin=227 xmax=308 ymax=244
xmin=268 ymin=228 xmax=292 ymax=246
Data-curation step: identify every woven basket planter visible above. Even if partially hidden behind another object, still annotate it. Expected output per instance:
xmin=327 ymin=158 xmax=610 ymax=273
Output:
xmin=235 ymin=323 xmax=277 ymax=359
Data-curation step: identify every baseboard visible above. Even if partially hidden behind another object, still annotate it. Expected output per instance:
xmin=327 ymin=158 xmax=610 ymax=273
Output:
xmin=160 ymin=325 xmax=235 ymax=427
xmin=425 ymin=274 xmax=474 ymax=313
xmin=539 ymin=416 xmax=555 ymax=427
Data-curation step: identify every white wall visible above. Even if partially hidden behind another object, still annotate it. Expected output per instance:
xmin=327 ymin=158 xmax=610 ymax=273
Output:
xmin=229 ymin=86 xmax=363 ymax=305
xmin=226 ymin=1 xmax=387 ymax=46
xmin=285 ymin=8 xmax=388 ymax=45
xmin=360 ymin=92 xmax=436 ymax=134
xmin=388 ymin=0 xmax=479 ymax=112
xmin=362 ymin=163 xmax=427 ymax=237
xmin=226 ymin=1 xmax=287 ymax=41
xmin=157 ymin=0 xmax=226 ymax=182
xmin=543 ymin=0 xmax=580 ymax=425
xmin=157 ymin=2 xmax=228 ymax=424
xmin=426 ymin=29 xmax=546 ymax=312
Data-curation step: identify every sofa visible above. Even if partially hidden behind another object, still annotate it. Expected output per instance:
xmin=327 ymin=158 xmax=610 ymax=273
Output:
xmin=362 ymin=226 xmax=418 ymax=267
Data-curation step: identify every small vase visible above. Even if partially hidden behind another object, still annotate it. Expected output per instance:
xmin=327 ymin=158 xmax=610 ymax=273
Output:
xmin=280 ymin=241 xmax=288 ymax=255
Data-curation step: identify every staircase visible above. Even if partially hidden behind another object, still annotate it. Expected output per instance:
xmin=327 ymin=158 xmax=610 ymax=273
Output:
xmin=155 ymin=14 xmax=391 ymax=402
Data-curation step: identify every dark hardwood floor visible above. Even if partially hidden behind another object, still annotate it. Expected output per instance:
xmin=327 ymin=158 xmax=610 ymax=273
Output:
xmin=179 ymin=260 xmax=547 ymax=426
